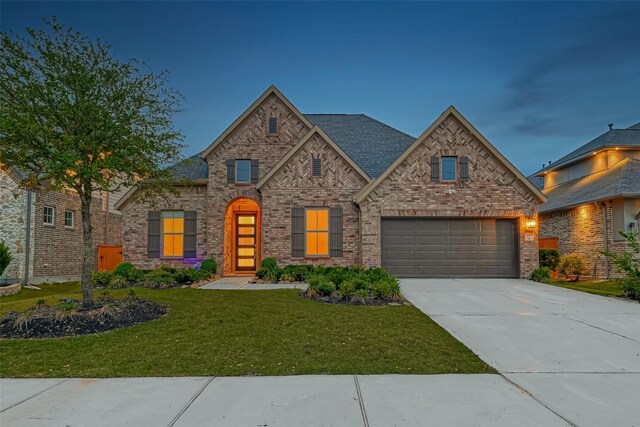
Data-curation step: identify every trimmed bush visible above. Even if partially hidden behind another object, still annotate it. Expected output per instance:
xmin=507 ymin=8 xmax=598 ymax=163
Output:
xmin=113 ymin=262 xmax=135 ymax=278
xmin=559 ymin=254 xmax=587 ymax=282
xmin=539 ymin=249 xmax=560 ymax=270
xmin=92 ymin=271 xmax=113 ymax=287
xmin=257 ymin=258 xmax=282 ymax=282
xmin=339 ymin=279 xmax=356 ymax=297
xmin=370 ymin=278 xmax=401 ymax=299
xmin=529 ymin=267 xmax=551 ymax=283
xmin=200 ymin=258 xmax=217 ymax=274
xmin=0 ymin=241 xmax=12 ymax=277
xmin=128 ymin=268 xmax=145 ymax=282
xmin=307 ymin=275 xmax=336 ymax=296
xmin=260 ymin=257 xmax=278 ymax=270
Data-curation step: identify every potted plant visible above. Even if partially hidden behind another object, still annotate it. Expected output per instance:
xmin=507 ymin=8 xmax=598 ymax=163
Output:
xmin=0 ymin=241 xmax=18 ymax=286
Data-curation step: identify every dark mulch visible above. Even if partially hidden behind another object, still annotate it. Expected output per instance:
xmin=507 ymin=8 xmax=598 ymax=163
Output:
xmin=0 ymin=296 xmax=168 ymax=339
xmin=301 ymin=291 xmax=404 ymax=306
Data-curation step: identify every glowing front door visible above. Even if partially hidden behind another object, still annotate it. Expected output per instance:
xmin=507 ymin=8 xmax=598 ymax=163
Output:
xmin=236 ymin=214 xmax=257 ymax=271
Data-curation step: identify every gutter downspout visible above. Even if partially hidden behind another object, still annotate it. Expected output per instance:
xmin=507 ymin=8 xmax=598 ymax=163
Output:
xmin=601 ymin=201 xmax=609 ymax=280
xmin=24 ymin=189 xmax=32 ymax=286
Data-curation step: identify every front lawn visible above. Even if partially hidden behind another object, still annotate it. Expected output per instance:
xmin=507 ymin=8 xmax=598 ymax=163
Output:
xmin=546 ymin=279 xmax=624 ymax=297
xmin=0 ymin=283 xmax=493 ymax=377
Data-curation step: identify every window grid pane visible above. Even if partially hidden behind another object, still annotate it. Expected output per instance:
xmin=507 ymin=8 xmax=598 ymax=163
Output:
xmin=162 ymin=211 xmax=184 ymax=257
xmin=235 ymin=160 xmax=251 ymax=183
xmin=442 ymin=157 xmax=457 ymax=181
xmin=305 ymin=208 xmax=329 ymax=256
xmin=65 ymin=211 xmax=73 ymax=227
xmin=44 ymin=207 xmax=54 ymax=224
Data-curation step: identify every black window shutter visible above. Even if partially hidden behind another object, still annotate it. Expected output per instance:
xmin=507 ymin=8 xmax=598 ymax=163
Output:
xmin=268 ymin=117 xmax=278 ymax=134
xmin=226 ymin=159 xmax=235 ymax=184
xmin=431 ymin=155 xmax=440 ymax=182
xmin=184 ymin=211 xmax=197 ymax=258
xmin=291 ymin=207 xmax=305 ymax=258
xmin=460 ymin=156 xmax=469 ymax=182
xmin=312 ymin=157 xmax=321 ymax=176
xmin=329 ymin=207 xmax=343 ymax=257
xmin=251 ymin=159 xmax=259 ymax=183
xmin=147 ymin=211 xmax=161 ymax=258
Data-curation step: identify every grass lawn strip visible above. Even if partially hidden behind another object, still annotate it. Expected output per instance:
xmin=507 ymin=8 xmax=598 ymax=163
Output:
xmin=0 ymin=282 xmax=494 ymax=377
xmin=546 ymin=280 xmax=624 ymax=297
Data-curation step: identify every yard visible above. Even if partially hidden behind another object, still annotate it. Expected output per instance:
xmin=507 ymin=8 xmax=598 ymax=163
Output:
xmin=546 ymin=279 xmax=624 ymax=297
xmin=0 ymin=283 xmax=493 ymax=377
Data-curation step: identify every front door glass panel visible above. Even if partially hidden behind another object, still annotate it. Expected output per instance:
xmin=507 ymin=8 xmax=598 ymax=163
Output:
xmin=236 ymin=214 xmax=256 ymax=271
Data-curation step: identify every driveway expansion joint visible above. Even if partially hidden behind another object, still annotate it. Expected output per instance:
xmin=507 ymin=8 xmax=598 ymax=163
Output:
xmin=167 ymin=376 xmax=214 ymax=427
xmin=0 ymin=378 xmax=69 ymax=413
xmin=562 ymin=315 xmax=640 ymax=343
xmin=353 ymin=375 xmax=369 ymax=427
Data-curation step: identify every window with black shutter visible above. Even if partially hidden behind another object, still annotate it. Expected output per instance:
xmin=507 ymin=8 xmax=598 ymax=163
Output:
xmin=431 ymin=156 xmax=440 ymax=182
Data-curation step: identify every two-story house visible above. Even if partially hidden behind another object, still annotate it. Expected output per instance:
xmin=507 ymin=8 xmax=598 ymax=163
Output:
xmin=115 ymin=86 xmax=545 ymax=279
xmin=532 ymin=123 xmax=640 ymax=279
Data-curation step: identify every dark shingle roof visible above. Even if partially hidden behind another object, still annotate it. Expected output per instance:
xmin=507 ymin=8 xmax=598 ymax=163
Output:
xmin=527 ymin=174 xmax=545 ymax=190
xmin=540 ymin=158 xmax=640 ymax=213
xmin=167 ymin=154 xmax=208 ymax=180
xmin=535 ymin=123 xmax=640 ymax=175
xmin=305 ymin=114 xmax=416 ymax=178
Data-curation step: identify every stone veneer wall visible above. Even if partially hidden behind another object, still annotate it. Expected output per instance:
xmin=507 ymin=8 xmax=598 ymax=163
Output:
xmin=540 ymin=201 xmax=630 ymax=279
xmin=205 ymin=93 xmax=311 ymax=273
xmin=260 ymin=133 xmax=369 ymax=267
xmin=120 ymin=184 xmax=208 ymax=269
xmin=0 ymin=169 xmax=34 ymax=281
xmin=359 ymin=115 xmax=541 ymax=278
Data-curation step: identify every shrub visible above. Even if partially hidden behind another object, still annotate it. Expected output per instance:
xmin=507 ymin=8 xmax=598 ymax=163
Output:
xmin=529 ymin=267 xmax=551 ymax=283
xmin=539 ymin=249 xmax=560 ymax=270
xmin=354 ymin=288 xmax=369 ymax=301
xmin=603 ymin=232 xmax=640 ymax=301
xmin=128 ymin=268 xmax=145 ymax=282
xmin=113 ymin=262 xmax=135 ymax=278
xmin=558 ymin=254 xmax=587 ymax=282
xmin=260 ymin=257 xmax=278 ymax=270
xmin=370 ymin=277 xmax=401 ymax=299
xmin=92 ymin=271 xmax=113 ymax=287
xmin=174 ymin=268 xmax=211 ymax=284
xmin=327 ymin=267 xmax=350 ymax=287
xmin=307 ymin=275 xmax=336 ymax=296
xmin=159 ymin=265 xmax=177 ymax=274
xmin=144 ymin=269 xmax=176 ymax=286
xmin=0 ymin=241 xmax=12 ymax=277
xmin=339 ymin=279 xmax=356 ymax=297
xmin=282 ymin=265 xmax=314 ymax=281
xmin=200 ymin=258 xmax=217 ymax=274
xmin=108 ymin=276 xmax=129 ymax=288
xmin=365 ymin=267 xmax=392 ymax=283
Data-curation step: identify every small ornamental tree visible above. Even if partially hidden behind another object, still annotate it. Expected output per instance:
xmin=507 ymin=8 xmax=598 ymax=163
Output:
xmin=603 ymin=232 xmax=640 ymax=300
xmin=558 ymin=253 xmax=587 ymax=282
xmin=0 ymin=19 xmax=185 ymax=306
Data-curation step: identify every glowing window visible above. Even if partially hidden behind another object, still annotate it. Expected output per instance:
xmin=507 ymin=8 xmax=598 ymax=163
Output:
xmin=306 ymin=208 xmax=329 ymax=256
xmin=162 ymin=211 xmax=184 ymax=257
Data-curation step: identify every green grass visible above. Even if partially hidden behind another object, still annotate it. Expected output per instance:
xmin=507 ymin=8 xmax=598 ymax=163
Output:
xmin=547 ymin=279 xmax=624 ymax=297
xmin=0 ymin=282 xmax=494 ymax=378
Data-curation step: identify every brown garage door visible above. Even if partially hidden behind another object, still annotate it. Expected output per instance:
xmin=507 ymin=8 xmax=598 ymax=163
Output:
xmin=381 ymin=218 xmax=519 ymax=278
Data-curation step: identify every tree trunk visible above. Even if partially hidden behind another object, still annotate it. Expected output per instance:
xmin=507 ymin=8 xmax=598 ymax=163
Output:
xmin=80 ymin=191 xmax=95 ymax=307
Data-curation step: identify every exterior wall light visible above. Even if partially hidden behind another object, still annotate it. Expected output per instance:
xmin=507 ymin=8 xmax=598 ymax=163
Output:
xmin=525 ymin=219 xmax=537 ymax=229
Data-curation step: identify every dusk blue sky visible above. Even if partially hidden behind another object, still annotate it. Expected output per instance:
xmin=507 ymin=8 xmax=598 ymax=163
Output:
xmin=2 ymin=1 xmax=639 ymax=175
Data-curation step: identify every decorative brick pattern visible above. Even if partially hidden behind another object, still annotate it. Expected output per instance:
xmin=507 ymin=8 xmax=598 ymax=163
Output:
xmin=120 ymin=185 xmax=208 ymax=269
xmin=260 ymin=132 xmax=369 ymax=267
xmin=358 ymin=115 xmax=541 ymax=277
xmin=204 ymin=93 xmax=311 ymax=273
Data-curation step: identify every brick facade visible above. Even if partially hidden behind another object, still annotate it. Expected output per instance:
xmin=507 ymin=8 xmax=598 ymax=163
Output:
xmin=260 ymin=132 xmax=369 ymax=267
xmin=359 ymin=115 xmax=540 ymax=278
xmin=539 ymin=202 xmax=628 ymax=279
xmin=0 ymin=169 xmax=33 ymax=281
xmin=120 ymin=184 xmax=208 ymax=269
xmin=119 ymin=90 xmax=543 ymax=278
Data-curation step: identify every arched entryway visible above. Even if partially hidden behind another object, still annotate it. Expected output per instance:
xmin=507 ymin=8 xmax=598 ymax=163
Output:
xmin=224 ymin=197 xmax=261 ymax=276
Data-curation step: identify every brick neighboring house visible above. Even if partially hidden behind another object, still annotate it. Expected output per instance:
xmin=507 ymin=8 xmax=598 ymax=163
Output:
xmin=116 ymin=86 xmax=546 ymax=278
xmin=531 ymin=122 xmax=640 ymax=279
xmin=0 ymin=166 xmax=123 ymax=284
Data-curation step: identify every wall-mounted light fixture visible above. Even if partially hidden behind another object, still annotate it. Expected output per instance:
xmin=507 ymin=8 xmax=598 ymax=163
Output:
xmin=525 ymin=218 xmax=537 ymax=229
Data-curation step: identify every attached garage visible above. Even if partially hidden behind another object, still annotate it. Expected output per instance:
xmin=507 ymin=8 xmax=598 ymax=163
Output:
xmin=381 ymin=218 xmax=519 ymax=278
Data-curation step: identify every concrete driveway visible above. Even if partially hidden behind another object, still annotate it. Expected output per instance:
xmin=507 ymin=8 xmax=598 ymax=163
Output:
xmin=401 ymin=278 xmax=640 ymax=427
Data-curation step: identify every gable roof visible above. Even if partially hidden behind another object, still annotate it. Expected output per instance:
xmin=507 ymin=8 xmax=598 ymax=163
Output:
xmin=305 ymin=114 xmax=415 ymax=178
xmin=255 ymin=125 xmax=371 ymax=189
xmin=200 ymin=85 xmax=313 ymax=159
xmin=356 ymin=106 xmax=547 ymax=204
xmin=533 ymin=122 xmax=640 ymax=176
xmin=167 ymin=154 xmax=208 ymax=180
xmin=540 ymin=158 xmax=640 ymax=213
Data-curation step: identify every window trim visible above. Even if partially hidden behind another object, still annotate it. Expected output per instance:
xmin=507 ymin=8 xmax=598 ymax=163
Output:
xmin=161 ymin=210 xmax=185 ymax=258
xmin=304 ymin=207 xmax=330 ymax=257
xmin=64 ymin=210 xmax=74 ymax=228
xmin=441 ymin=156 xmax=458 ymax=182
xmin=235 ymin=159 xmax=251 ymax=184
xmin=43 ymin=206 xmax=55 ymax=226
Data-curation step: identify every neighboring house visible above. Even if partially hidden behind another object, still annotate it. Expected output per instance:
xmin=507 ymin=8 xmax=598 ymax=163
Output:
xmin=116 ymin=86 xmax=545 ymax=278
xmin=531 ymin=123 xmax=640 ymax=279
xmin=0 ymin=166 xmax=123 ymax=284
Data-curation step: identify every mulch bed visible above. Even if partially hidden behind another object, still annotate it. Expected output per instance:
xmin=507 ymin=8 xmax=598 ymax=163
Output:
xmin=0 ymin=296 xmax=168 ymax=339
xmin=301 ymin=292 xmax=404 ymax=306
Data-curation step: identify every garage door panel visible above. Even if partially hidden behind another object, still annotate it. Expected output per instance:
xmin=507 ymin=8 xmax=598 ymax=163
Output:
xmin=381 ymin=218 xmax=518 ymax=278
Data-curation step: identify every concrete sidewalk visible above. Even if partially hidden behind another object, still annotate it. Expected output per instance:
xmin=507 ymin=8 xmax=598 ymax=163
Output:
xmin=200 ymin=276 xmax=307 ymax=290
xmin=1 ymin=375 xmax=570 ymax=426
